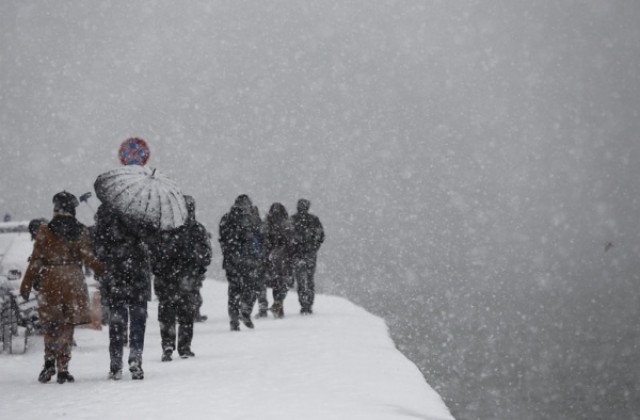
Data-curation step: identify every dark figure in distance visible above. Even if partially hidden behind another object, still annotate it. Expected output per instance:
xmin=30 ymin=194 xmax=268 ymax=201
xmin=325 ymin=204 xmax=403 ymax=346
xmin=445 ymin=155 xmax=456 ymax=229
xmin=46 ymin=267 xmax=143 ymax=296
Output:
xmin=263 ymin=202 xmax=295 ymax=318
xmin=150 ymin=195 xmax=212 ymax=361
xmin=291 ymin=199 xmax=325 ymax=315
xmin=27 ymin=217 xmax=48 ymax=294
xmin=219 ymin=195 xmax=263 ymax=331
xmin=20 ymin=192 xmax=105 ymax=384
xmin=93 ymin=203 xmax=153 ymax=380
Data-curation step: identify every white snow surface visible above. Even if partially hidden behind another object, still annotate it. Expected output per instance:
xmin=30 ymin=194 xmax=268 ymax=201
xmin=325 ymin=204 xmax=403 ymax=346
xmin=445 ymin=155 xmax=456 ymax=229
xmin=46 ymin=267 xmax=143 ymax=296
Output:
xmin=0 ymin=278 xmax=453 ymax=420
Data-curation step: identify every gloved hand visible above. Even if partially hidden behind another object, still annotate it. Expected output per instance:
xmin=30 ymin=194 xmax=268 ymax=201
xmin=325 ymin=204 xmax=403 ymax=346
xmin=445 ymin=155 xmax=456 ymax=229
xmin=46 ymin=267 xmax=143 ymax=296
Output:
xmin=21 ymin=290 xmax=30 ymax=302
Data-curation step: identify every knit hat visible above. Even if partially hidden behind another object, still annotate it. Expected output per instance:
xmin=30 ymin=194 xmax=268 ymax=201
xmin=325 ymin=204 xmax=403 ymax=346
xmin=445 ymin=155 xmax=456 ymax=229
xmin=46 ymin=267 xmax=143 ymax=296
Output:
xmin=52 ymin=191 xmax=79 ymax=216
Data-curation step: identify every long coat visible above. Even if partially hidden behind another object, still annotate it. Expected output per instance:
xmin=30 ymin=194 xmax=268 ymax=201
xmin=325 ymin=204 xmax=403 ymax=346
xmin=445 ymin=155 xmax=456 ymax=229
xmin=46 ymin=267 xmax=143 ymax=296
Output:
xmin=219 ymin=206 xmax=262 ymax=275
xmin=20 ymin=217 xmax=105 ymax=325
xmin=92 ymin=204 xmax=152 ymax=304
xmin=263 ymin=204 xmax=295 ymax=285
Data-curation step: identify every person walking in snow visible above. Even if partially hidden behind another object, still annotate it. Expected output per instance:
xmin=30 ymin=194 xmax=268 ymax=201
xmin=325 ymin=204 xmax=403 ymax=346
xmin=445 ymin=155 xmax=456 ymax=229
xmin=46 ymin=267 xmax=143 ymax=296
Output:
xmin=263 ymin=202 xmax=295 ymax=318
xmin=218 ymin=194 xmax=263 ymax=330
xmin=291 ymin=199 xmax=325 ymax=315
xmin=248 ymin=205 xmax=269 ymax=318
xmin=150 ymin=195 xmax=211 ymax=361
xmin=93 ymin=203 xmax=153 ymax=380
xmin=20 ymin=192 xmax=106 ymax=384
xmin=27 ymin=217 xmax=48 ymax=293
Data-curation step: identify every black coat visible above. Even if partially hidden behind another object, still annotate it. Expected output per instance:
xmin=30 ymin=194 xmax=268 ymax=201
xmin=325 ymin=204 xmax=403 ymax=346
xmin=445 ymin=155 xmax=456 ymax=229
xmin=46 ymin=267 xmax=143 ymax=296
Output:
xmin=150 ymin=220 xmax=212 ymax=299
xmin=291 ymin=211 xmax=325 ymax=257
xmin=93 ymin=204 xmax=152 ymax=303
xmin=263 ymin=214 xmax=295 ymax=280
xmin=218 ymin=206 xmax=263 ymax=273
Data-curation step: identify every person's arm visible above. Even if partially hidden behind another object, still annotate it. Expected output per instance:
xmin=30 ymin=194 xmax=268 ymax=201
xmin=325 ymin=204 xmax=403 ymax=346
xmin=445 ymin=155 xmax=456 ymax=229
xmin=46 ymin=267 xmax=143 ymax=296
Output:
xmin=20 ymin=227 xmax=46 ymax=300
xmin=79 ymin=229 xmax=106 ymax=276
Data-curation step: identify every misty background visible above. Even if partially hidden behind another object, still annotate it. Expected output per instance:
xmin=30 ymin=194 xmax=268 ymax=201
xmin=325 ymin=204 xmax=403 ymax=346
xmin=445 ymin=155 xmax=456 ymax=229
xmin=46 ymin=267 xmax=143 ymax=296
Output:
xmin=1 ymin=2 xmax=639 ymax=419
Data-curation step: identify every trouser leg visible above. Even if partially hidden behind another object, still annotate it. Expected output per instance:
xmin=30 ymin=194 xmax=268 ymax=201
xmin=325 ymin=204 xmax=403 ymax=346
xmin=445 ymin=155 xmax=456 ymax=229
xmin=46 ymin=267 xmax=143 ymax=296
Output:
xmin=194 ymin=288 xmax=204 ymax=320
xmin=240 ymin=276 xmax=256 ymax=319
xmin=296 ymin=258 xmax=316 ymax=310
xmin=127 ymin=300 xmax=148 ymax=366
xmin=257 ymin=283 xmax=269 ymax=312
xmin=227 ymin=281 xmax=241 ymax=326
xmin=272 ymin=276 xmax=288 ymax=303
xmin=43 ymin=322 xmax=73 ymax=371
xmin=56 ymin=323 xmax=74 ymax=373
xmin=177 ymin=292 xmax=196 ymax=353
xmin=158 ymin=297 xmax=177 ymax=351
xmin=108 ymin=303 xmax=128 ymax=371
xmin=43 ymin=322 xmax=59 ymax=364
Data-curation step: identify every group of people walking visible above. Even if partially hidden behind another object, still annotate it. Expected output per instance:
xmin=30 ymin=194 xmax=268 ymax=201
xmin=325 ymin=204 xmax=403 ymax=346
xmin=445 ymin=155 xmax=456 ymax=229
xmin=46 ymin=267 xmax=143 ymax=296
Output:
xmin=19 ymin=190 xmax=323 ymax=384
xmin=219 ymin=195 xmax=324 ymax=330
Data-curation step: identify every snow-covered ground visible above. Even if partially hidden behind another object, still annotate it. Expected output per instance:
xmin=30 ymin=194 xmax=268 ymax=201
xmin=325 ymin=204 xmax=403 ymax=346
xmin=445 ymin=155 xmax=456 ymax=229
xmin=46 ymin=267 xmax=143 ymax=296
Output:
xmin=0 ymin=278 xmax=453 ymax=420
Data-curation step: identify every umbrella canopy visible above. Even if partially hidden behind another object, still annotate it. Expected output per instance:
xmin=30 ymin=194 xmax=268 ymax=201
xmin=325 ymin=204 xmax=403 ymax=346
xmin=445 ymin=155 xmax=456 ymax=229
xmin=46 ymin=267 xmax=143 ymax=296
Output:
xmin=94 ymin=165 xmax=187 ymax=231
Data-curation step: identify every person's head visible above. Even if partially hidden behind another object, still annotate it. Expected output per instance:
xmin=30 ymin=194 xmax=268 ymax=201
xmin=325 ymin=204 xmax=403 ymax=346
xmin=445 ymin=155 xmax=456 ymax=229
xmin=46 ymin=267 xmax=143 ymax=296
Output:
xmin=268 ymin=202 xmax=288 ymax=224
xmin=28 ymin=218 xmax=47 ymax=240
xmin=234 ymin=194 xmax=252 ymax=210
xmin=297 ymin=198 xmax=311 ymax=213
xmin=52 ymin=191 xmax=79 ymax=217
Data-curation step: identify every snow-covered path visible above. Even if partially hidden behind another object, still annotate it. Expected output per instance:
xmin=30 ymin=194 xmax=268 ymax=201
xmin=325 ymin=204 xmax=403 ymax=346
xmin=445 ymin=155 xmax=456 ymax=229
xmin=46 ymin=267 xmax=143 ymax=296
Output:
xmin=0 ymin=278 xmax=453 ymax=420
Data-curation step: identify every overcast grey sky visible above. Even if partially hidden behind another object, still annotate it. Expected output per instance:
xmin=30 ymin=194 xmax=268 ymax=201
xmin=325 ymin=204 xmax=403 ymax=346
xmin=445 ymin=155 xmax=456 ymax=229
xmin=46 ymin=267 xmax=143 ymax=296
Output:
xmin=2 ymin=1 xmax=639 ymax=258
xmin=2 ymin=2 xmax=640 ymax=417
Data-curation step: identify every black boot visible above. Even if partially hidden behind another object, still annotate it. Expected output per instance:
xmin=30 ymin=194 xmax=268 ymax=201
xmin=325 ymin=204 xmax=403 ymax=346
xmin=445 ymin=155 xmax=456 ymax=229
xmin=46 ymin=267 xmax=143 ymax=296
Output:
xmin=179 ymin=349 xmax=195 ymax=358
xmin=129 ymin=361 xmax=144 ymax=380
xmin=239 ymin=314 xmax=254 ymax=329
xmin=38 ymin=360 xmax=56 ymax=383
xmin=108 ymin=369 xmax=123 ymax=380
xmin=271 ymin=301 xmax=284 ymax=319
xmin=56 ymin=372 xmax=75 ymax=384
xmin=194 ymin=311 xmax=208 ymax=322
xmin=161 ymin=348 xmax=173 ymax=362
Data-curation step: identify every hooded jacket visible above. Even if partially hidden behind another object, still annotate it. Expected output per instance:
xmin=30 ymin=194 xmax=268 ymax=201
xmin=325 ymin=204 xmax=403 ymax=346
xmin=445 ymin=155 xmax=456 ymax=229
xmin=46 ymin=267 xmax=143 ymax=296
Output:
xmin=93 ymin=204 xmax=152 ymax=302
xmin=291 ymin=203 xmax=325 ymax=257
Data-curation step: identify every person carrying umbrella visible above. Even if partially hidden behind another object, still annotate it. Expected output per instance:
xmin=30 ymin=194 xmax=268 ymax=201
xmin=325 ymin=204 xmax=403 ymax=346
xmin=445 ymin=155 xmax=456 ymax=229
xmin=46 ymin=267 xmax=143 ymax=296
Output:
xmin=93 ymin=164 xmax=188 ymax=380
xmin=93 ymin=203 xmax=153 ymax=380
xmin=20 ymin=192 xmax=106 ymax=384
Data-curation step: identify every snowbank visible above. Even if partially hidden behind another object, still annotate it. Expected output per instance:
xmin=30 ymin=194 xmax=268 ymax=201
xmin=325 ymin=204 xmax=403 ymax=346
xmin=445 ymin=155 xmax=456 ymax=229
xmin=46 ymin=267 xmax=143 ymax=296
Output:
xmin=0 ymin=279 xmax=453 ymax=420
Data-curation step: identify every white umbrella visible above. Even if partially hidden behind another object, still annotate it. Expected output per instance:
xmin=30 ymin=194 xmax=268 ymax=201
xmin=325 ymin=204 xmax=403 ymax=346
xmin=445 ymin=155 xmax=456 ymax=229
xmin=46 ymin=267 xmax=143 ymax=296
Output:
xmin=94 ymin=165 xmax=187 ymax=231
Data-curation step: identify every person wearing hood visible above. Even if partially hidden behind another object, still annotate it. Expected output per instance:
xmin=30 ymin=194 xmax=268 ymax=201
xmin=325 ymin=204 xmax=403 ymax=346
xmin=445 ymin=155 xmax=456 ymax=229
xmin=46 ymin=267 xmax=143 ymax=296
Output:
xmin=291 ymin=199 xmax=325 ymax=315
xmin=150 ymin=195 xmax=211 ymax=361
xmin=20 ymin=191 xmax=106 ymax=384
xmin=263 ymin=202 xmax=295 ymax=318
xmin=93 ymin=202 xmax=153 ymax=380
xmin=218 ymin=194 xmax=263 ymax=330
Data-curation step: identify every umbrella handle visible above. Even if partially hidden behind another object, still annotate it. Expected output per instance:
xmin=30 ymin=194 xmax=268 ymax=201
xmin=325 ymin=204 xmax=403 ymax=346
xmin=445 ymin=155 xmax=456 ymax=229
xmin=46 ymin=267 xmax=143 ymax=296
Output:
xmin=79 ymin=191 xmax=96 ymax=215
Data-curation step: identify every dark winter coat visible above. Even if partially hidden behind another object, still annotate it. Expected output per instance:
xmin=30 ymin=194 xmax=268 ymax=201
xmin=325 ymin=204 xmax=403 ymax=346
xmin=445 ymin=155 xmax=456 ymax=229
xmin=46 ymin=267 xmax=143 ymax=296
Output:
xmin=263 ymin=203 xmax=295 ymax=282
xmin=92 ymin=204 xmax=152 ymax=303
xmin=219 ymin=205 xmax=263 ymax=275
xmin=20 ymin=215 xmax=105 ymax=325
xmin=291 ymin=210 xmax=325 ymax=258
xmin=150 ymin=218 xmax=212 ymax=300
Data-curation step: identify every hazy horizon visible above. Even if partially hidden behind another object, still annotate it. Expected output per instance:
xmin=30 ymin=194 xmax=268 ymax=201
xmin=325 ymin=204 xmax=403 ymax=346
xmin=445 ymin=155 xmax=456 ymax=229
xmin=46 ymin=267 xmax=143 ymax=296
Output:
xmin=2 ymin=2 xmax=640 ymax=418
